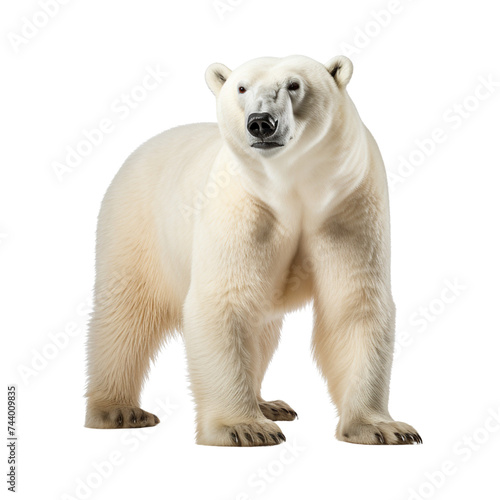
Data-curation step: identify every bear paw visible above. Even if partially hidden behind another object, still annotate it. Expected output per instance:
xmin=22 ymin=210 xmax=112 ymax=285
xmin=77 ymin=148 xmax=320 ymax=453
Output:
xmin=85 ymin=405 xmax=160 ymax=429
xmin=259 ymin=399 xmax=298 ymax=421
xmin=200 ymin=420 xmax=286 ymax=447
xmin=338 ymin=420 xmax=422 ymax=445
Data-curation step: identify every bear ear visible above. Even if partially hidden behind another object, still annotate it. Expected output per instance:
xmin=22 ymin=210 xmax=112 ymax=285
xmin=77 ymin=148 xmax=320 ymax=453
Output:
xmin=325 ymin=56 xmax=353 ymax=89
xmin=205 ymin=63 xmax=232 ymax=96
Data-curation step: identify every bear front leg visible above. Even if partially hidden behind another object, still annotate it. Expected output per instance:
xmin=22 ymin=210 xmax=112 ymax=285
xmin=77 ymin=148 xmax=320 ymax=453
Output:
xmin=182 ymin=181 xmax=291 ymax=446
xmin=183 ymin=288 xmax=286 ymax=446
xmin=309 ymin=182 xmax=422 ymax=445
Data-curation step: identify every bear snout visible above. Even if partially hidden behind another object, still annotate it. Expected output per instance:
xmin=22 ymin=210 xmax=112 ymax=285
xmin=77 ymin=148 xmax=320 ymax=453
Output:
xmin=247 ymin=112 xmax=278 ymax=139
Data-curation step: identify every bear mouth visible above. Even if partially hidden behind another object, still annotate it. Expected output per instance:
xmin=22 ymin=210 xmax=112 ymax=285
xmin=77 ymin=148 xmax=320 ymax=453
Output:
xmin=251 ymin=142 xmax=284 ymax=150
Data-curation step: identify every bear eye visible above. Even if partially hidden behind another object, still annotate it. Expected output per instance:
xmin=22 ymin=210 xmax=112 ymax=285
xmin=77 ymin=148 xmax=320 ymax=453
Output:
xmin=238 ymin=86 xmax=246 ymax=94
xmin=288 ymin=82 xmax=300 ymax=91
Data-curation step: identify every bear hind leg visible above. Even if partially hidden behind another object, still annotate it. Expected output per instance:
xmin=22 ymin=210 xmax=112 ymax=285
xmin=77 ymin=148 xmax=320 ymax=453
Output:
xmin=255 ymin=319 xmax=298 ymax=422
xmin=84 ymin=274 xmax=175 ymax=429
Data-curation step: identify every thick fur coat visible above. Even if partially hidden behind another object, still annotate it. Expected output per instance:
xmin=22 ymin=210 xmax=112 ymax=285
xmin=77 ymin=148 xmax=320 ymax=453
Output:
xmin=85 ymin=55 xmax=421 ymax=446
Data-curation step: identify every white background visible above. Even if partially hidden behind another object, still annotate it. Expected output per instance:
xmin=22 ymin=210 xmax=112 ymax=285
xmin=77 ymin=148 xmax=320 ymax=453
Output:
xmin=2 ymin=0 xmax=500 ymax=499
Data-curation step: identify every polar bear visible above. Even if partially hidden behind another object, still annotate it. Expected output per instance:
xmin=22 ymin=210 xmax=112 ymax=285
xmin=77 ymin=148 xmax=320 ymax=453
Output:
xmin=85 ymin=55 xmax=422 ymax=446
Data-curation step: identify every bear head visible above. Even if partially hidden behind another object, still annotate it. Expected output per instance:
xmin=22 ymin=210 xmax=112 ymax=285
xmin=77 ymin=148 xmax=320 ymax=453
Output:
xmin=205 ymin=55 xmax=353 ymax=162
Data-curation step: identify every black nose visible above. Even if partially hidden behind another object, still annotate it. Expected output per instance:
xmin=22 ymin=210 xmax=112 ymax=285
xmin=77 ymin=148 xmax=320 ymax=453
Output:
xmin=247 ymin=113 xmax=277 ymax=138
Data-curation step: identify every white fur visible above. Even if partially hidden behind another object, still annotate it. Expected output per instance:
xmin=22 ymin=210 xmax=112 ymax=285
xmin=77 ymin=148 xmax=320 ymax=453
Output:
xmin=85 ymin=55 xmax=421 ymax=446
